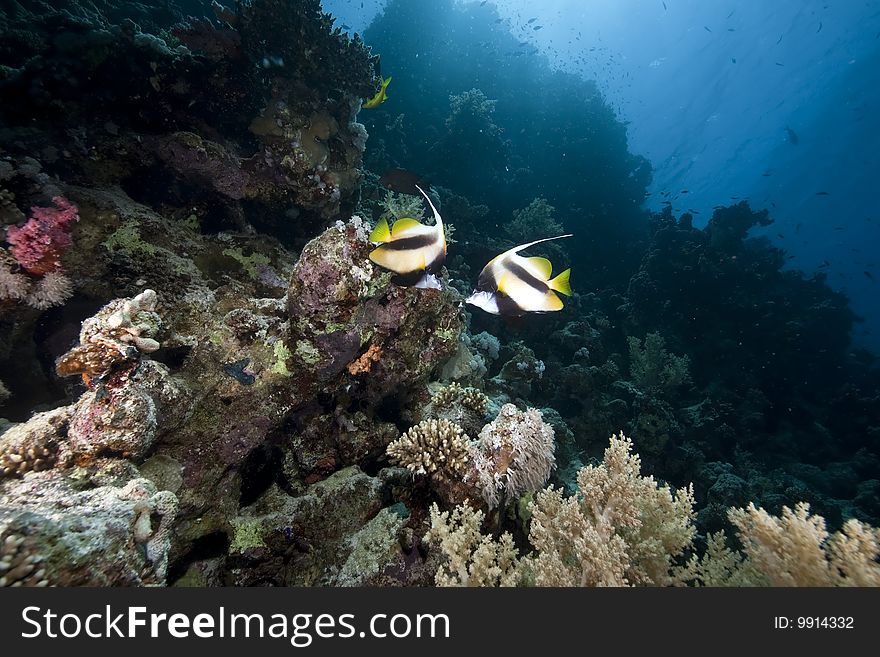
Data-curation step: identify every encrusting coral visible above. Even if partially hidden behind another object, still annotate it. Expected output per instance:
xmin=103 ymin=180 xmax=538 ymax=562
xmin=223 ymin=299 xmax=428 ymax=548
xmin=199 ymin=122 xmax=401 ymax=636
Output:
xmin=55 ymin=289 xmax=161 ymax=381
xmin=0 ymin=533 xmax=48 ymax=588
xmin=0 ymin=474 xmax=178 ymax=586
xmin=0 ymin=406 xmax=69 ymax=479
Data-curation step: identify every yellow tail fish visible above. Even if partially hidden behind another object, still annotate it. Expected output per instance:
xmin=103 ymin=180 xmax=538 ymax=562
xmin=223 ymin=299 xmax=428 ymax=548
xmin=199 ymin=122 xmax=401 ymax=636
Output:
xmin=363 ymin=76 xmax=392 ymax=109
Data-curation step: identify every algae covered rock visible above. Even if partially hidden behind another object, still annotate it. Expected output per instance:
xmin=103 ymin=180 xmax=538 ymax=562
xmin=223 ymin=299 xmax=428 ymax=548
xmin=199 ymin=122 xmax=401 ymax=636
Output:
xmin=287 ymin=219 xmax=464 ymax=403
xmin=0 ymin=469 xmax=177 ymax=586
xmin=225 ymin=466 xmax=387 ymax=586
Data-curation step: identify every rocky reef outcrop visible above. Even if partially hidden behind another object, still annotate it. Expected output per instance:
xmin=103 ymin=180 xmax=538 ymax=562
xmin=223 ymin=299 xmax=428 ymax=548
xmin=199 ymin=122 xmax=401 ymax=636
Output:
xmin=0 ymin=218 xmax=462 ymax=585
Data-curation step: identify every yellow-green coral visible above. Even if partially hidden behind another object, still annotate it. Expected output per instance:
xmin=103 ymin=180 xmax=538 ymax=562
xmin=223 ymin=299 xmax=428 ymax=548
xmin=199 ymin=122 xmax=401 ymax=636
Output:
xmin=270 ymin=340 xmax=293 ymax=376
xmin=229 ymin=518 xmax=266 ymax=553
xmin=381 ymin=190 xmax=425 ymax=222
xmin=103 ymin=221 xmax=158 ymax=255
xmin=627 ymin=332 xmax=690 ymax=394
xmin=294 ymin=339 xmax=322 ymax=365
xmin=222 ymin=247 xmax=271 ymax=279
xmin=425 ymin=503 xmax=520 ymax=587
xmin=506 ymin=198 xmax=564 ymax=243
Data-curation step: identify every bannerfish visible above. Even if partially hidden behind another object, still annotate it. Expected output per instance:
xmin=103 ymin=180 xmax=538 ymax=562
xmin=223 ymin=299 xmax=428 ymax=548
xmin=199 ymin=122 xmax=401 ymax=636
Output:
xmin=466 ymin=235 xmax=573 ymax=315
xmin=363 ymin=76 xmax=392 ymax=109
xmin=368 ymin=184 xmax=445 ymax=289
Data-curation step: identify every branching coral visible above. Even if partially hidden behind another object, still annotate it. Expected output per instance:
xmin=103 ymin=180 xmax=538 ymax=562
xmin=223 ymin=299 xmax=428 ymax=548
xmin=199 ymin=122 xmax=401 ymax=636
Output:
xmin=505 ymin=198 xmax=565 ymax=243
xmin=432 ymin=381 xmax=463 ymax=408
xmin=717 ymin=503 xmax=880 ymax=586
xmin=473 ymin=404 xmax=556 ymax=509
xmin=381 ymin=190 xmax=425 ymax=222
xmin=460 ymin=388 xmax=488 ymax=415
xmin=391 ymin=404 xmax=555 ymax=509
xmin=431 ymin=382 xmax=488 ymax=414
xmin=5 ymin=196 xmax=78 ymax=275
xmin=446 ymin=89 xmax=501 ymax=136
xmin=387 ymin=419 xmax=473 ymax=484
xmin=526 ymin=433 xmax=695 ymax=586
xmin=424 ymin=503 xmax=520 ymax=587
xmin=627 ymin=331 xmax=690 ymax=394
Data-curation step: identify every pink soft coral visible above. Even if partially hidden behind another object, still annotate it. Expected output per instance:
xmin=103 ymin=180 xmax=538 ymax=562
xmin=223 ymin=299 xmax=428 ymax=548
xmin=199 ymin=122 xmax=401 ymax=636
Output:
xmin=5 ymin=196 xmax=79 ymax=275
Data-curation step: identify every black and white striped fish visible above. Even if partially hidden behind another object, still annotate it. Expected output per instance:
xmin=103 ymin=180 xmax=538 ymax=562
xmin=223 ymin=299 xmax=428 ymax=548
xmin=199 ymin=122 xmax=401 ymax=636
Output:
xmin=368 ymin=185 xmax=446 ymax=289
xmin=466 ymin=235 xmax=573 ymax=315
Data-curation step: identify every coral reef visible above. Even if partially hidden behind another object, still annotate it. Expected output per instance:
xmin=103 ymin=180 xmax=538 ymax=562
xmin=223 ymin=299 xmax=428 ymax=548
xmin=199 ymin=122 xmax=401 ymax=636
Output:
xmin=424 ymin=503 xmax=519 ymax=587
xmin=525 ymin=434 xmax=695 ymax=586
xmin=0 ymin=407 xmax=68 ymax=479
xmin=685 ymin=502 xmax=880 ymax=587
xmin=55 ymin=289 xmax=161 ymax=381
xmin=387 ymin=404 xmax=555 ymax=510
xmin=627 ymin=331 xmax=690 ymax=397
xmin=387 ymin=419 xmax=475 ymax=506
xmin=0 ymin=0 xmax=876 ymax=592
xmin=0 ymin=469 xmax=177 ymax=586
xmin=1 ymin=195 xmax=78 ymax=309
xmin=0 ymin=0 xmax=379 ymax=238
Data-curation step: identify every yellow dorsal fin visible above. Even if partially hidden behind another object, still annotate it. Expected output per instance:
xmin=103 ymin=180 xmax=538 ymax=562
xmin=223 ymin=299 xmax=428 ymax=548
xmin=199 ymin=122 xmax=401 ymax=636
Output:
xmin=369 ymin=217 xmax=391 ymax=243
xmin=548 ymin=268 xmax=572 ymax=296
xmin=391 ymin=217 xmax=424 ymax=237
xmin=526 ymin=256 xmax=553 ymax=279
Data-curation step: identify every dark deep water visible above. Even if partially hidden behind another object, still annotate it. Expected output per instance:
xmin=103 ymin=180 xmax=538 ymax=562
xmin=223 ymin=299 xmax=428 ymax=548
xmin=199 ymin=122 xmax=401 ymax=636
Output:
xmin=0 ymin=0 xmax=878 ymax=586
xmin=344 ymin=0 xmax=880 ymax=529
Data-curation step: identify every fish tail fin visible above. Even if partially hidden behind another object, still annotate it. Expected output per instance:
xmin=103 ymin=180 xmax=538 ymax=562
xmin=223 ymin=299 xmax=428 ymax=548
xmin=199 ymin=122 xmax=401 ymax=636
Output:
xmin=548 ymin=268 xmax=572 ymax=296
xmin=369 ymin=217 xmax=391 ymax=243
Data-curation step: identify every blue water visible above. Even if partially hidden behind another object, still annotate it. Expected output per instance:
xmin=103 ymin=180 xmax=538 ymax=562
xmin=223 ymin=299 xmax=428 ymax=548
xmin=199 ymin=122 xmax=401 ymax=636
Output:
xmin=328 ymin=0 xmax=880 ymax=351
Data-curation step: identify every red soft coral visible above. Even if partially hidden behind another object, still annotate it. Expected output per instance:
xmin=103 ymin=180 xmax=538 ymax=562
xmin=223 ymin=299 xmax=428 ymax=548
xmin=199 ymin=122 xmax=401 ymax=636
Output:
xmin=5 ymin=196 xmax=79 ymax=275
